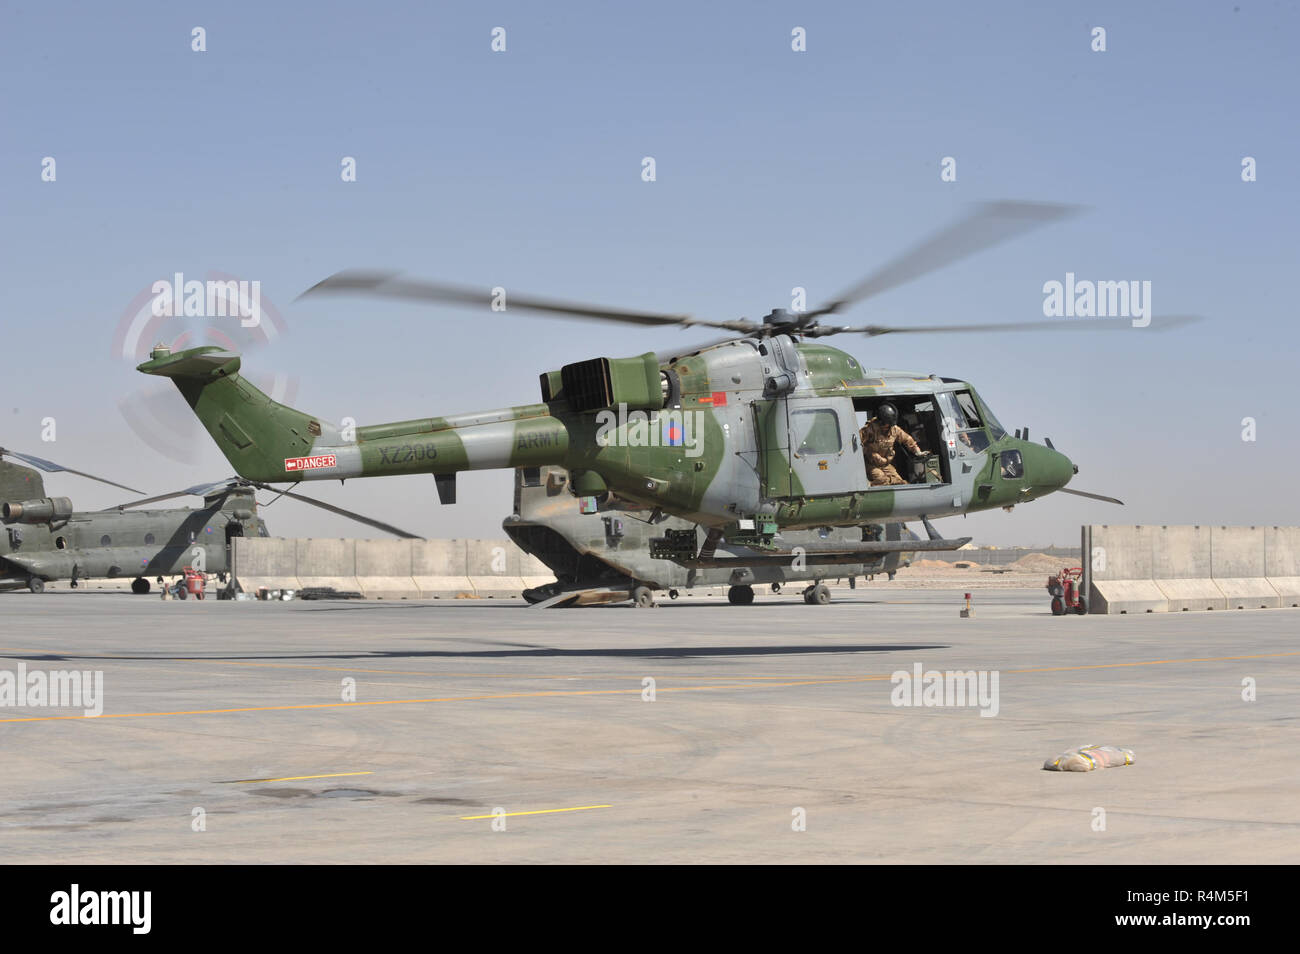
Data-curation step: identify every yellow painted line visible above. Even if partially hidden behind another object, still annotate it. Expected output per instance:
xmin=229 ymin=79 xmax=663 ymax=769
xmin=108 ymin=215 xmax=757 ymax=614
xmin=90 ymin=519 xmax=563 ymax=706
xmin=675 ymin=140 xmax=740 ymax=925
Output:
xmin=1 ymin=648 xmax=868 ymax=681
xmin=460 ymin=805 xmax=611 ymax=820
xmin=1007 ymin=651 xmax=1300 ymax=675
xmin=1 ymin=650 xmax=1297 ymax=725
xmin=0 ymin=679 xmax=871 ymax=722
xmin=234 ymin=771 xmax=373 ymax=784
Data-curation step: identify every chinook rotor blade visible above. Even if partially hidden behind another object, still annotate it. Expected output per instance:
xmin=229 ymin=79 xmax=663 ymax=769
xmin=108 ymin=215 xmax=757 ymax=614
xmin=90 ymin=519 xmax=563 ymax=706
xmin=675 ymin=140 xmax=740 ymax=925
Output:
xmin=1057 ymin=487 xmax=1125 ymax=505
xmin=246 ymin=481 xmax=419 ymax=539
xmin=107 ymin=476 xmax=419 ymax=538
xmin=299 ymin=270 xmax=759 ymax=335
xmin=806 ymin=201 xmax=1079 ymax=319
xmin=107 ymin=481 xmax=239 ymax=509
xmin=808 ymin=314 xmax=1202 ymax=337
xmin=0 ymin=448 xmax=144 ymax=495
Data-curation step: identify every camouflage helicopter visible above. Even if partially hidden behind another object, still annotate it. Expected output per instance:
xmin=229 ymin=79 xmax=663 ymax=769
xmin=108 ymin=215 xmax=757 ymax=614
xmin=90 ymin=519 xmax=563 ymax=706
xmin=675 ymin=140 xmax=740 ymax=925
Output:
xmin=138 ymin=202 xmax=1193 ymax=598
xmin=1 ymin=448 xmax=413 ymax=595
xmin=505 ymin=464 xmax=921 ymax=607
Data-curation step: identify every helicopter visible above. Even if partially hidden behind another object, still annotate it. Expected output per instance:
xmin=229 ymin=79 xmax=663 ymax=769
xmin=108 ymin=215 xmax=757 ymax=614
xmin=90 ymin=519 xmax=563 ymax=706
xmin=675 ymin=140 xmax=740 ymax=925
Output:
xmin=138 ymin=202 xmax=1193 ymax=577
xmin=505 ymin=464 xmax=925 ymax=607
xmin=1 ymin=448 xmax=414 ymax=595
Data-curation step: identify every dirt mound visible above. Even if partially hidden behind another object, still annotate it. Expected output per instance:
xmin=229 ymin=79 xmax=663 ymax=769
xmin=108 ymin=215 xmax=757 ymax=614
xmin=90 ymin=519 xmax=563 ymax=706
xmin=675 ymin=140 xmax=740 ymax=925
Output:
xmin=1008 ymin=553 xmax=1075 ymax=573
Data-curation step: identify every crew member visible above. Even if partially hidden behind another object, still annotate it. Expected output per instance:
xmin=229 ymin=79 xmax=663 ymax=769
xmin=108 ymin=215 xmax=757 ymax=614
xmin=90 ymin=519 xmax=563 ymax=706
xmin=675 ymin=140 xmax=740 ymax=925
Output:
xmin=861 ymin=403 xmax=922 ymax=486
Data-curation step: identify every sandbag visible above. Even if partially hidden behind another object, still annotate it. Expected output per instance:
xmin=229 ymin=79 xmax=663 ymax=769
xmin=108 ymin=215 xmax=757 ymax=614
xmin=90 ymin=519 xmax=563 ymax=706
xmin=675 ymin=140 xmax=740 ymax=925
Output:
xmin=1043 ymin=744 xmax=1135 ymax=772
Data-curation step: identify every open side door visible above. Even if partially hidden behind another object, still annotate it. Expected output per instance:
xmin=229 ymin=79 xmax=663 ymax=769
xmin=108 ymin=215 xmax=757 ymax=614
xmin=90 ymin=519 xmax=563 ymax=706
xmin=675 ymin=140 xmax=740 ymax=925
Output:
xmin=757 ymin=396 xmax=868 ymax=498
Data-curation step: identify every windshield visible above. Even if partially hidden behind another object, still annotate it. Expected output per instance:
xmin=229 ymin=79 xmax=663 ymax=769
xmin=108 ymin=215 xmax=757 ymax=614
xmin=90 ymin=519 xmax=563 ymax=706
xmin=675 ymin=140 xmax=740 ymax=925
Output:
xmin=969 ymin=388 xmax=1006 ymax=440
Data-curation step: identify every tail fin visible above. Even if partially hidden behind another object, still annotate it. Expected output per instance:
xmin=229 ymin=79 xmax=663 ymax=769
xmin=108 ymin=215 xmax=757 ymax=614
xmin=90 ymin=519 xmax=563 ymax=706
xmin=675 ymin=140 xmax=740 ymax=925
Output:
xmin=138 ymin=346 xmax=340 ymax=482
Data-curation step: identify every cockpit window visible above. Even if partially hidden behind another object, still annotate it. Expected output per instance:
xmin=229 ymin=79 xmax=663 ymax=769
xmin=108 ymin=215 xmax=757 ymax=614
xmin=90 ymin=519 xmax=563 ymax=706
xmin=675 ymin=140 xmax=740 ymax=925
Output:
xmin=1000 ymin=449 xmax=1024 ymax=478
xmin=972 ymin=390 xmax=1006 ymax=440
xmin=955 ymin=391 xmax=982 ymax=428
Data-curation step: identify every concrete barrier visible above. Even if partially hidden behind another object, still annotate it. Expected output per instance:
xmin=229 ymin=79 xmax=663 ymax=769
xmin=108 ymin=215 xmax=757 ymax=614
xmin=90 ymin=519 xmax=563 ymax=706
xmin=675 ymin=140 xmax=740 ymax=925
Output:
xmin=1152 ymin=525 xmax=1225 ymax=612
xmin=1086 ymin=525 xmax=1167 ymax=614
xmin=230 ymin=537 xmax=300 ymax=592
xmin=1088 ymin=525 xmax=1300 ymax=614
xmin=466 ymin=540 xmax=527 ymax=598
xmin=412 ymin=539 xmax=475 ymax=599
xmin=1266 ymin=527 xmax=1300 ymax=608
xmin=355 ymin=539 xmax=419 ymax=600
xmin=1212 ymin=526 xmax=1278 ymax=609
xmin=294 ymin=538 xmax=361 ymax=593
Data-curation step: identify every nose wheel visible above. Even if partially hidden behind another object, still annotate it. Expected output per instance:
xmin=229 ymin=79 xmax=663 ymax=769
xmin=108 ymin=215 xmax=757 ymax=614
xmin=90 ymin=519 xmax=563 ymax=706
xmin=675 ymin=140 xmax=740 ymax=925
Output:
xmin=631 ymin=585 xmax=656 ymax=608
xmin=802 ymin=583 xmax=831 ymax=605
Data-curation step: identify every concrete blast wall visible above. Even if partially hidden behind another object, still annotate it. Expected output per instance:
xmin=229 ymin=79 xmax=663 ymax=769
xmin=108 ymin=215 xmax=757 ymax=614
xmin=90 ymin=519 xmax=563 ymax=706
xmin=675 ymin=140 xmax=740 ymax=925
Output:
xmin=232 ymin=537 xmax=556 ymax=600
xmin=1086 ymin=525 xmax=1300 ymax=614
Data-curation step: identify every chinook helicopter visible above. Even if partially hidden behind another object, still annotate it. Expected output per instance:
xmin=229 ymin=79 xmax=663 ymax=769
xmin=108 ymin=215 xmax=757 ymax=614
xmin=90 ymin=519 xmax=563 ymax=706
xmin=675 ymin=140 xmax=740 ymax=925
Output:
xmin=138 ymin=202 xmax=1193 ymax=593
xmin=1 ymin=448 xmax=414 ymax=594
xmin=505 ymin=464 xmax=921 ymax=606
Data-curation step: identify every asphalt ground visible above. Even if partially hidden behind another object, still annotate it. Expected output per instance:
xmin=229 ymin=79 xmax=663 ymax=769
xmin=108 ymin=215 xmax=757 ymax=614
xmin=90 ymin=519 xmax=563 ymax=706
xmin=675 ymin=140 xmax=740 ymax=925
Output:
xmin=1 ymin=588 xmax=1296 ymax=863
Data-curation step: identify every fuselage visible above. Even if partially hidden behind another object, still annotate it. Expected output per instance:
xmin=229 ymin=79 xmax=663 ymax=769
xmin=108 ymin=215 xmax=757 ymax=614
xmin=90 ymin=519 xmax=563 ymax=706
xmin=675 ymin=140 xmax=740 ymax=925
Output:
xmin=140 ymin=336 xmax=1078 ymax=534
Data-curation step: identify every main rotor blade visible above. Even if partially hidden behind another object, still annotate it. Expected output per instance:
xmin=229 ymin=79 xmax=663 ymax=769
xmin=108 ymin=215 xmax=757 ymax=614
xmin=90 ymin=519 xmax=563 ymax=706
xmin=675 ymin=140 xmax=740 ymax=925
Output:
xmin=0 ymin=448 xmax=144 ymax=494
xmin=106 ymin=481 xmax=238 ymax=510
xmin=806 ymin=200 xmax=1080 ymax=319
xmin=810 ymin=314 xmax=1201 ymax=337
xmin=1057 ymin=487 xmax=1125 ymax=505
xmin=300 ymin=270 xmax=758 ymax=335
xmin=249 ymin=482 xmax=419 ymax=539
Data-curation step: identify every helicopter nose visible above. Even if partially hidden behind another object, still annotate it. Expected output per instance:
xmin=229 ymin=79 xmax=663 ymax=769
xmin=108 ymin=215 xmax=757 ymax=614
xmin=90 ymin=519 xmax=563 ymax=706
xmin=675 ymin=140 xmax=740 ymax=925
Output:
xmin=1021 ymin=442 xmax=1075 ymax=494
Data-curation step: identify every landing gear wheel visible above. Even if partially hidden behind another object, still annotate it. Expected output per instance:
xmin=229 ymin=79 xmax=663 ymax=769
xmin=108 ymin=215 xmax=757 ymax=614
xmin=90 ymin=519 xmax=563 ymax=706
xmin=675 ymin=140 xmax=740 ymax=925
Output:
xmin=69 ymin=579 xmax=78 ymax=589
xmin=131 ymin=577 xmax=151 ymax=595
xmin=1074 ymin=596 xmax=1088 ymax=616
xmin=632 ymin=586 xmax=655 ymax=608
xmin=27 ymin=576 xmax=44 ymax=594
xmin=770 ymin=582 xmax=782 ymax=594
xmin=668 ymin=589 xmax=679 ymax=600
xmin=809 ymin=583 xmax=831 ymax=605
xmin=1051 ymin=596 xmax=1065 ymax=616
xmin=727 ymin=585 xmax=754 ymax=606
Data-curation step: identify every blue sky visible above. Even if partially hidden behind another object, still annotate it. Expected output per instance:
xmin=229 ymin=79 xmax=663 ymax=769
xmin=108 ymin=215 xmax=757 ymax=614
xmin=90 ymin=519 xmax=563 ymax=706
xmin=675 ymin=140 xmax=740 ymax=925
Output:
xmin=3 ymin=1 xmax=1297 ymax=545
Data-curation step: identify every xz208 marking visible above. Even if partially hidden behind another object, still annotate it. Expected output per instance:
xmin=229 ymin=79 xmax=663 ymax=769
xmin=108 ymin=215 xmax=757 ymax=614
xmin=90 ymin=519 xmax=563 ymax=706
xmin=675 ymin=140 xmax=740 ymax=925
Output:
xmin=378 ymin=444 xmax=437 ymax=464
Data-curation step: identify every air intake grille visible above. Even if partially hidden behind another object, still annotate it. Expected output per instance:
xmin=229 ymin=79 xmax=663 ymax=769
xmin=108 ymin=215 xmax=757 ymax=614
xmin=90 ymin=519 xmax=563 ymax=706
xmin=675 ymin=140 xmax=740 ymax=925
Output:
xmin=560 ymin=358 xmax=613 ymax=412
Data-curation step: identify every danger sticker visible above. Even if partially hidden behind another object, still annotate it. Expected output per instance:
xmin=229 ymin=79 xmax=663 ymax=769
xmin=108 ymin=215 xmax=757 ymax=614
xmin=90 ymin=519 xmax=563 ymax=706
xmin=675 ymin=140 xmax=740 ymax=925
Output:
xmin=284 ymin=454 xmax=337 ymax=472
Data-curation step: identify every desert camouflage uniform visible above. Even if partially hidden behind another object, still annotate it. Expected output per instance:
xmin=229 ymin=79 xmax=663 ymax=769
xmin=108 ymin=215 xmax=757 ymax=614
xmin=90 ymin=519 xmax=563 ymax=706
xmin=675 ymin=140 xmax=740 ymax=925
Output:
xmin=861 ymin=419 xmax=922 ymax=486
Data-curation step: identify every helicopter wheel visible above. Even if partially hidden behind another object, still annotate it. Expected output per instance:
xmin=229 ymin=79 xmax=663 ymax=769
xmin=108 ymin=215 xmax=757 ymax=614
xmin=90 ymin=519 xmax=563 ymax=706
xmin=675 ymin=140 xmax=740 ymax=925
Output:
xmin=808 ymin=583 xmax=831 ymax=606
xmin=1051 ymin=596 xmax=1065 ymax=616
xmin=131 ymin=577 xmax=151 ymax=595
xmin=632 ymin=585 xmax=655 ymax=608
xmin=668 ymin=589 xmax=679 ymax=600
xmin=771 ymin=582 xmax=782 ymax=594
xmin=727 ymin=585 xmax=754 ymax=606
xmin=27 ymin=576 xmax=44 ymax=594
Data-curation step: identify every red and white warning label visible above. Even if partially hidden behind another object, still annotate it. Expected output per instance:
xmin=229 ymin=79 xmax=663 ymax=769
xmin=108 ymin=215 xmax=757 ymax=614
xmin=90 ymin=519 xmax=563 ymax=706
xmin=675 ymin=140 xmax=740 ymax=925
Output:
xmin=284 ymin=454 xmax=337 ymax=472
